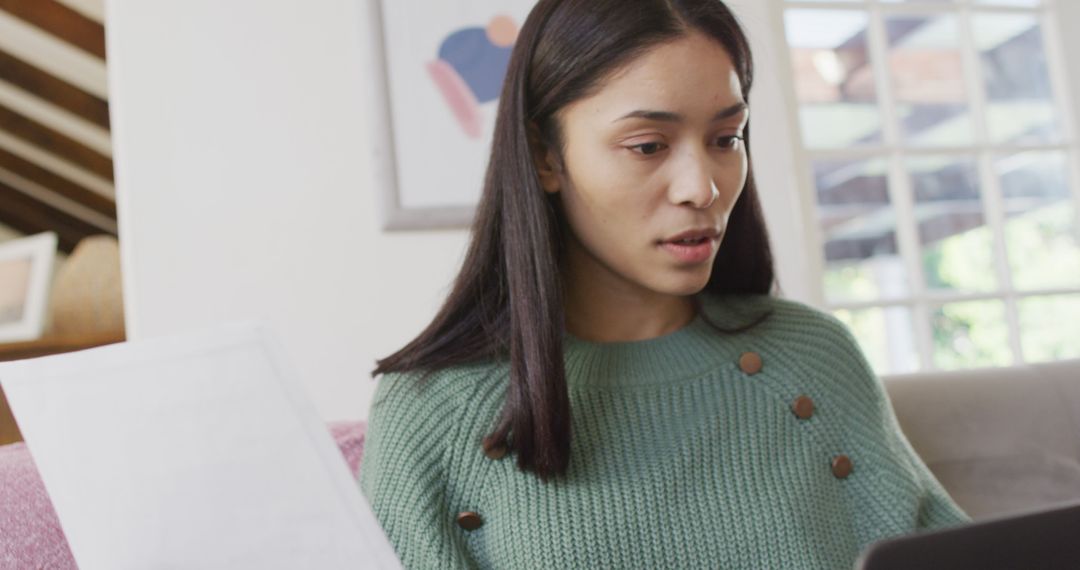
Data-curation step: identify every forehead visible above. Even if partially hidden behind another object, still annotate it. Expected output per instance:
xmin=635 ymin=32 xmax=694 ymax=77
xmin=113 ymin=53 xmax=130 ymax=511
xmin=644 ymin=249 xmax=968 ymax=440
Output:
xmin=571 ymin=32 xmax=744 ymax=120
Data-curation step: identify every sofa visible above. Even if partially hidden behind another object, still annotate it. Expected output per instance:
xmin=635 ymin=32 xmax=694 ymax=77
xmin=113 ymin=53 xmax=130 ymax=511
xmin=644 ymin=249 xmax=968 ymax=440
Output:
xmin=884 ymin=358 xmax=1080 ymax=520
xmin=2 ymin=359 xmax=1078 ymax=568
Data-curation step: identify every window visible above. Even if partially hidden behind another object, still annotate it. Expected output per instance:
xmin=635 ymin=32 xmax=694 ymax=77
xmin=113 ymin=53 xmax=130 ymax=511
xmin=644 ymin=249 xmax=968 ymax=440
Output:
xmin=777 ymin=0 xmax=1080 ymax=373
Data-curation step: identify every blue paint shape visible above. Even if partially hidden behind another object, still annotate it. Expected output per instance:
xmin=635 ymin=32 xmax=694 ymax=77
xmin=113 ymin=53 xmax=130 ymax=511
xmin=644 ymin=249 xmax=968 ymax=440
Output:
xmin=437 ymin=28 xmax=513 ymax=103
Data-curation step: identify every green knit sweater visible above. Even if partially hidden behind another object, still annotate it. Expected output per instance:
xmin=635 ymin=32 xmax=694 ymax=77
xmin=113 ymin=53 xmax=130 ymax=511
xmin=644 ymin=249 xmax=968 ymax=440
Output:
xmin=358 ymin=294 xmax=972 ymax=569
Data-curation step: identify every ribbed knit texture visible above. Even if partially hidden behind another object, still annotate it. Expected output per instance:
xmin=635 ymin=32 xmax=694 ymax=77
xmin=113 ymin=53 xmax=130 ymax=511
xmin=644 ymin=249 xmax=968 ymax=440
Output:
xmin=358 ymin=295 xmax=972 ymax=569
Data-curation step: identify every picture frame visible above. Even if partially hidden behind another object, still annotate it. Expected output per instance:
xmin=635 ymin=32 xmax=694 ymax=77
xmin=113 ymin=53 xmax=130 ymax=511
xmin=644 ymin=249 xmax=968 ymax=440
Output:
xmin=0 ymin=232 xmax=58 ymax=343
xmin=366 ymin=0 xmax=538 ymax=230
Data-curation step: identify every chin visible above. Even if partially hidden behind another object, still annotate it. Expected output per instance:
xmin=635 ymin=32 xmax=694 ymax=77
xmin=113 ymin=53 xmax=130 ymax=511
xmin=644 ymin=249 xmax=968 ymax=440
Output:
xmin=652 ymin=269 xmax=713 ymax=297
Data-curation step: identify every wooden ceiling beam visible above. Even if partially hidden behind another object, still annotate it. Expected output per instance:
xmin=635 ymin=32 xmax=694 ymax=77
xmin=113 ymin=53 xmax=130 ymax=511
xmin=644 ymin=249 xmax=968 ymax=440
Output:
xmin=0 ymin=146 xmax=114 ymax=218
xmin=0 ymin=178 xmax=110 ymax=253
xmin=0 ymin=103 xmax=112 ymax=181
xmin=0 ymin=0 xmax=106 ymax=60
xmin=0 ymin=48 xmax=109 ymax=129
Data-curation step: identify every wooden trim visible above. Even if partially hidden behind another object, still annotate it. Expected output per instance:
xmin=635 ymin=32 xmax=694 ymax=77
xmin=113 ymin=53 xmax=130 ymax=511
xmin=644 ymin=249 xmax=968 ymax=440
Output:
xmin=0 ymin=147 xmax=114 ymax=217
xmin=0 ymin=0 xmax=106 ymax=60
xmin=0 ymin=48 xmax=109 ymax=129
xmin=0 ymin=386 xmax=20 ymax=445
xmin=0 ymin=103 xmax=112 ymax=181
xmin=0 ymin=333 xmax=126 ymax=362
xmin=0 ymin=178 xmax=113 ymax=252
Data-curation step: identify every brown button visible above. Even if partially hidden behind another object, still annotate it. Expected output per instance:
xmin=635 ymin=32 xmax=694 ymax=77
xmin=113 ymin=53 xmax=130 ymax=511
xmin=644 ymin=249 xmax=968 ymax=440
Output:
xmin=484 ymin=444 xmax=507 ymax=460
xmin=739 ymin=352 xmax=763 ymax=375
xmin=792 ymin=395 xmax=815 ymax=420
xmin=456 ymin=511 xmax=483 ymax=531
xmin=831 ymin=455 xmax=853 ymax=479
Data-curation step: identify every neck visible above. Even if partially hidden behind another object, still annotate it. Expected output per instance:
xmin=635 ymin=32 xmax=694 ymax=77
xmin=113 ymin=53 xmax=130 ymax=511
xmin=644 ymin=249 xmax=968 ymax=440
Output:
xmin=562 ymin=242 xmax=697 ymax=343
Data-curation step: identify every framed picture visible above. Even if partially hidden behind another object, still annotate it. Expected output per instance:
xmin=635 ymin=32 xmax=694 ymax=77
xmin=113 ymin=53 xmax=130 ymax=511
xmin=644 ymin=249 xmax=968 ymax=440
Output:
xmin=367 ymin=0 xmax=539 ymax=230
xmin=0 ymin=232 xmax=58 ymax=343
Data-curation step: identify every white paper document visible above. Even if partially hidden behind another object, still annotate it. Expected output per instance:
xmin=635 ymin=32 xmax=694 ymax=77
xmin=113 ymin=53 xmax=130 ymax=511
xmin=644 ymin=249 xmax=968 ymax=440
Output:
xmin=0 ymin=323 xmax=402 ymax=570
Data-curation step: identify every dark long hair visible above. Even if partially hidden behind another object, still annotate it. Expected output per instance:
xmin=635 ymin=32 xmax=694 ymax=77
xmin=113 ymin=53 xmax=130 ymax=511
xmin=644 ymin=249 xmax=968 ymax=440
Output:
xmin=374 ymin=0 xmax=775 ymax=481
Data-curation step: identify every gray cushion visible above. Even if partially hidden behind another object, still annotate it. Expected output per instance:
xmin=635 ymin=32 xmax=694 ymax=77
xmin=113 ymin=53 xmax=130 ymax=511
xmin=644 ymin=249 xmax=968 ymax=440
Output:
xmin=883 ymin=359 xmax=1080 ymax=520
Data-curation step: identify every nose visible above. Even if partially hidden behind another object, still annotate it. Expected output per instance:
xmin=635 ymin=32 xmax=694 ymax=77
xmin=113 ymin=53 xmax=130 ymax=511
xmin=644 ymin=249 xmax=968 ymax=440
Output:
xmin=667 ymin=149 xmax=717 ymax=209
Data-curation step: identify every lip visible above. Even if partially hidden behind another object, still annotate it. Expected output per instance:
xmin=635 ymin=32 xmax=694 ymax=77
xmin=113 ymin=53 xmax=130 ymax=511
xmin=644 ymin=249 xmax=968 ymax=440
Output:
xmin=660 ymin=228 xmax=722 ymax=243
xmin=657 ymin=228 xmax=721 ymax=264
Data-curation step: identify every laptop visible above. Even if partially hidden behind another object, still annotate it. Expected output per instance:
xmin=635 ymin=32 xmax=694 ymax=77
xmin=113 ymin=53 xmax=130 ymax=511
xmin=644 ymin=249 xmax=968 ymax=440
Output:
xmin=0 ymin=323 xmax=402 ymax=570
xmin=856 ymin=500 xmax=1080 ymax=570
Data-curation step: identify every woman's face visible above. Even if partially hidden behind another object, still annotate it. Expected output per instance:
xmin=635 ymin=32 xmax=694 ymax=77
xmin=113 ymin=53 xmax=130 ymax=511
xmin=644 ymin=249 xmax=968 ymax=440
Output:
xmin=538 ymin=31 xmax=749 ymax=298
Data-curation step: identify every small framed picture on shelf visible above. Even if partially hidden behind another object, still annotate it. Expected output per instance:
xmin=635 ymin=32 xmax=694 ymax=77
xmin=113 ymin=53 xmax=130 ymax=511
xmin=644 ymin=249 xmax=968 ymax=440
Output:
xmin=0 ymin=232 xmax=58 ymax=343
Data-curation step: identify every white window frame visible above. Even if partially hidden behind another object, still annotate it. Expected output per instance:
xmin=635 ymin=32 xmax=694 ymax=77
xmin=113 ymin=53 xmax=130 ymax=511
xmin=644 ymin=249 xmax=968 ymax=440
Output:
xmin=769 ymin=0 xmax=1080 ymax=372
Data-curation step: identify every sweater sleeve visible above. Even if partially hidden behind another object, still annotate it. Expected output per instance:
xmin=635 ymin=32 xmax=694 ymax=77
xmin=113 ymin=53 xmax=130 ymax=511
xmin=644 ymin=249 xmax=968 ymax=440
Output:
xmin=357 ymin=372 xmax=477 ymax=569
xmin=875 ymin=379 xmax=973 ymax=531
xmin=911 ymin=453 xmax=973 ymax=531
xmin=887 ymin=409 xmax=973 ymax=530
xmin=825 ymin=313 xmax=973 ymax=532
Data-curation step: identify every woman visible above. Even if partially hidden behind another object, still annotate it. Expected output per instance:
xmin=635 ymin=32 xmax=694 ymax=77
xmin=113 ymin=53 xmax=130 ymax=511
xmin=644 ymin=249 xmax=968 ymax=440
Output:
xmin=359 ymin=0 xmax=971 ymax=568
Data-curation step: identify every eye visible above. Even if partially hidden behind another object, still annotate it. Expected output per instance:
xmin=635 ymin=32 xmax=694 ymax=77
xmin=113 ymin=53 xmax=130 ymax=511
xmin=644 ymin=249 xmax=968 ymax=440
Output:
xmin=715 ymin=135 xmax=744 ymax=151
xmin=629 ymin=142 xmax=668 ymax=156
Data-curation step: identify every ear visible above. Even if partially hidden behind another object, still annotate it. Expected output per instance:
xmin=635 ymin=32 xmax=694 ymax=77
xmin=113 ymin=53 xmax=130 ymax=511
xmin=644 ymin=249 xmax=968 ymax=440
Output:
xmin=527 ymin=121 xmax=562 ymax=194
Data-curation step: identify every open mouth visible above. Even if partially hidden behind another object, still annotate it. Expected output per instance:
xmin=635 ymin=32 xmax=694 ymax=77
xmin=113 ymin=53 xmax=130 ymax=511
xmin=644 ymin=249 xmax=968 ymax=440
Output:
xmin=667 ymin=236 xmax=710 ymax=246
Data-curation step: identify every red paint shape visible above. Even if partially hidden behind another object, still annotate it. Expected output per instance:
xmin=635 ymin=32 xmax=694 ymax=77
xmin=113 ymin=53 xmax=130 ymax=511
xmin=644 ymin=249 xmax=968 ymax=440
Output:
xmin=427 ymin=59 xmax=483 ymax=139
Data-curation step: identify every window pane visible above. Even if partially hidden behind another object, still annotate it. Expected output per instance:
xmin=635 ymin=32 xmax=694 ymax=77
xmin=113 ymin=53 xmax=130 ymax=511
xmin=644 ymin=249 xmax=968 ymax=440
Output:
xmin=974 ymin=0 xmax=1040 ymax=6
xmin=784 ymin=10 xmax=882 ymax=149
xmin=1018 ymin=295 xmax=1080 ymax=362
xmin=931 ymin=300 xmax=1012 ymax=369
xmin=910 ymin=156 xmax=997 ymax=292
xmin=885 ymin=14 xmax=973 ymax=146
xmin=973 ymin=13 xmax=1061 ymax=144
xmin=834 ymin=306 xmax=918 ymax=374
xmin=814 ymin=158 xmax=909 ymax=302
xmin=996 ymin=151 xmax=1080 ymax=290
xmin=881 ymin=0 xmax=956 ymax=4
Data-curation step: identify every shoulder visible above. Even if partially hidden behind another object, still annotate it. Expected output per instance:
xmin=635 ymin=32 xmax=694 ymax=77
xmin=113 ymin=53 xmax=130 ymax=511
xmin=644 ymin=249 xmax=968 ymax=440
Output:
xmin=703 ymin=293 xmax=879 ymax=398
xmin=360 ymin=361 xmax=508 ymax=491
xmin=757 ymin=296 xmax=858 ymax=349
xmin=370 ymin=360 xmax=508 ymax=419
xmin=702 ymin=293 xmax=855 ymax=349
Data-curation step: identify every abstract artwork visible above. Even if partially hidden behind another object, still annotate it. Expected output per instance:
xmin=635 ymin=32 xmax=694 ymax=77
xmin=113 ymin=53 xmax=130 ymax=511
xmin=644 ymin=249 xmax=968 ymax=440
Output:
xmin=427 ymin=16 xmax=518 ymax=140
xmin=370 ymin=0 xmax=539 ymax=229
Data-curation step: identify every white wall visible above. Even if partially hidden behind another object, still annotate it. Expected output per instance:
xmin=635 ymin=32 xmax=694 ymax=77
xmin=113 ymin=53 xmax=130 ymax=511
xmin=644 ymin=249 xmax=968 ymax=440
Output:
xmin=107 ymin=0 xmax=472 ymax=421
xmin=727 ymin=0 xmax=816 ymax=302
xmin=1059 ymin=1 xmax=1080 ymax=144
xmin=104 ymin=0 xmax=815 ymax=422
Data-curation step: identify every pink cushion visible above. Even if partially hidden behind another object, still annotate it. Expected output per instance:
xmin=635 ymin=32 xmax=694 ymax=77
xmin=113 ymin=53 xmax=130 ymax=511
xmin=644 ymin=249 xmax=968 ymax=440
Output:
xmin=0 ymin=421 xmax=367 ymax=569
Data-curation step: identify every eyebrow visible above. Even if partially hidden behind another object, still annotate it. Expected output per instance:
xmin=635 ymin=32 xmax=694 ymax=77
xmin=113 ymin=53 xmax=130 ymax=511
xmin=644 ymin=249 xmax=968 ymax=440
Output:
xmin=613 ymin=102 xmax=749 ymax=124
